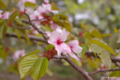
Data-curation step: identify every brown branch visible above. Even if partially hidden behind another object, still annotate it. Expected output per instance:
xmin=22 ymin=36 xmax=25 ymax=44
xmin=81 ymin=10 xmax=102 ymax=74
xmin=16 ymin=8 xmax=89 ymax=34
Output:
xmin=62 ymin=54 xmax=92 ymax=80
xmin=89 ymin=68 xmax=120 ymax=75
xmin=5 ymin=33 xmax=48 ymax=44
xmin=23 ymin=14 xmax=49 ymax=40
xmin=12 ymin=25 xmax=30 ymax=29
xmin=53 ymin=56 xmax=67 ymax=59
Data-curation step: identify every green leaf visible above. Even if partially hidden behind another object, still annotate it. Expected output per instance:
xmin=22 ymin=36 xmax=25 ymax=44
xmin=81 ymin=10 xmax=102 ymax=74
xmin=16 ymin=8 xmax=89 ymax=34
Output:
xmin=91 ymin=28 xmax=102 ymax=39
xmin=51 ymin=2 xmax=59 ymax=11
xmin=71 ymin=58 xmax=82 ymax=67
xmin=15 ymin=18 xmax=23 ymax=25
xmin=109 ymin=33 xmax=118 ymax=49
xmin=2 ymin=21 xmax=8 ymax=38
xmin=88 ymin=58 xmax=98 ymax=69
xmin=80 ymin=44 xmax=88 ymax=57
xmin=18 ymin=55 xmax=40 ymax=79
xmin=98 ymin=50 xmax=111 ymax=68
xmin=24 ymin=2 xmax=37 ymax=9
xmin=87 ymin=43 xmax=104 ymax=53
xmin=9 ymin=11 xmax=20 ymax=23
xmin=0 ymin=21 xmax=4 ymax=39
xmin=46 ymin=44 xmax=54 ymax=51
xmin=0 ymin=45 xmax=9 ymax=59
xmin=0 ymin=0 xmax=6 ymax=10
xmin=31 ymin=57 xmax=48 ymax=80
xmin=88 ymin=38 xmax=115 ymax=55
xmin=53 ymin=14 xmax=72 ymax=32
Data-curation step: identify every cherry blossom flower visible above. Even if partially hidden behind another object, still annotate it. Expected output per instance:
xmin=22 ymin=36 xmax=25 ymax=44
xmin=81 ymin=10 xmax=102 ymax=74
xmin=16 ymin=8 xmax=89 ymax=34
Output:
xmin=48 ymin=29 xmax=71 ymax=56
xmin=67 ymin=40 xmax=82 ymax=60
xmin=13 ymin=49 xmax=25 ymax=59
xmin=30 ymin=10 xmax=43 ymax=20
xmin=0 ymin=10 xmax=9 ymax=19
xmin=37 ymin=3 xmax=51 ymax=15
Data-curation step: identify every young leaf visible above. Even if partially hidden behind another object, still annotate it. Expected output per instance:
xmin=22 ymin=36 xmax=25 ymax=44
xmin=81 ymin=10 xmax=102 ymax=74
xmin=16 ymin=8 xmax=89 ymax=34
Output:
xmin=9 ymin=11 xmax=20 ymax=23
xmin=24 ymin=2 xmax=37 ymax=9
xmin=98 ymin=50 xmax=111 ymax=68
xmin=88 ymin=38 xmax=115 ymax=55
xmin=0 ymin=0 xmax=6 ymax=10
xmin=109 ymin=33 xmax=118 ymax=49
xmin=31 ymin=57 xmax=48 ymax=80
xmin=51 ymin=2 xmax=59 ymax=11
xmin=52 ymin=14 xmax=72 ymax=32
xmin=18 ymin=55 xmax=40 ymax=79
xmin=46 ymin=44 xmax=54 ymax=51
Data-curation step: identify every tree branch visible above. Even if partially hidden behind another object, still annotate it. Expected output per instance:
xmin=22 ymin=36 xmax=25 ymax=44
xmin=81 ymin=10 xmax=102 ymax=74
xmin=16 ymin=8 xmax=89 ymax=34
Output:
xmin=12 ymin=25 xmax=30 ymax=29
xmin=5 ymin=33 xmax=48 ymax=44
xmin=89 ymin=68 xmax=120 ymax=75
xmin=62 ymin=54 xmax=92 ymax=80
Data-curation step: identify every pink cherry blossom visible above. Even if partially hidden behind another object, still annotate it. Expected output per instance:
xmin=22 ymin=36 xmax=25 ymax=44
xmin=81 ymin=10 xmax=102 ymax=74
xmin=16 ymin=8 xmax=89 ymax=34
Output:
xmin=44 ymin=0 xmax=49 ymax=4
xmin=29 ymin=10 xmax=43 ymax=20
xmin=67 ymin=40 xmax=83 ymax=60
xmin=13 ymin=49 xmax=25 ymax=59
xmin=37 ymin=4 xmax=51 ymax=14
xmin=48 ymin=29 xmax=71 ymax=56
xmin=0 ymin=10 xmax=9 ymax=19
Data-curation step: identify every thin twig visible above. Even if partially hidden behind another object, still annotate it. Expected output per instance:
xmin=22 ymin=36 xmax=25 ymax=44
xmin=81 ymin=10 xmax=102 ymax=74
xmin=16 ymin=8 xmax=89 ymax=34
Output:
xmin=12 ymin=25 xmax=30 ymax=29
xmin=89 ymin=68 xmax=120 ymax=75
xmin=5 ymin=33 xmax=48 ymax=44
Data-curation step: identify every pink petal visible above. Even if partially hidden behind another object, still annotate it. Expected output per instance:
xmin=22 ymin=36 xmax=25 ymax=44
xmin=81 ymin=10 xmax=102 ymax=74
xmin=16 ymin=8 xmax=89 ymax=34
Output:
xmin=55 ymin=45 xmax=63 ymax=56
xmin=60 ymin=29 xmax=68 ymax=41
xmin=48 ymin=31 xmax=60 ymax=45
xmin=69 ymin=52 xmax=79 ymax=60
xmin=69 ymin=40 xmax=82 ymax=53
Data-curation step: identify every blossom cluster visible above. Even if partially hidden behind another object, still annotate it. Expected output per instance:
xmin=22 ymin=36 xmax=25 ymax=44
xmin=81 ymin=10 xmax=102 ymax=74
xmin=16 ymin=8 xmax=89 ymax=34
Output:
xmin=0 ymin=0 xmax=83 ymax=60
xmin=48 ymin=28 xmax=82 ymax=60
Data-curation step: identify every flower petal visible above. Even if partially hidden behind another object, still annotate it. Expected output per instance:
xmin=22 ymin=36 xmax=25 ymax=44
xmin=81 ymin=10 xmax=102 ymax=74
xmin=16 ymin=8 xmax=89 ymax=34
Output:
xmin=60 ymin=29 xmax=68 ymax=41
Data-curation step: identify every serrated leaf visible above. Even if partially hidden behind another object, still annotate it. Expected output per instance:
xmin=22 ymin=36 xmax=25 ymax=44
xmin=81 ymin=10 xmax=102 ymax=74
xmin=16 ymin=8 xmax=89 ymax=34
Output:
xmin=31 ymin=57 xmax=48 ymax=80
xmin=98 ymin=50 xmax=111 ymax=68
xmin=0 ymin=0 xmax=6 ymax=10
xmin=24 ymin=2 xmax=37 ymax=9
xmin=51 ymin=2 xmax=59 ymax=11
xmin=18 ymin=55 xmax=40 ymax=79
xmin=88 ymin=38 xmax=115 ymax=55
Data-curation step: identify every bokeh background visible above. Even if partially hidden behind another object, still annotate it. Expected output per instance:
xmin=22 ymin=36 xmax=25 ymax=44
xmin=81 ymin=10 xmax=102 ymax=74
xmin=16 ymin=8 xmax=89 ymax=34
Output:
xmin=0 ymin=0 xmax=120 ymax=80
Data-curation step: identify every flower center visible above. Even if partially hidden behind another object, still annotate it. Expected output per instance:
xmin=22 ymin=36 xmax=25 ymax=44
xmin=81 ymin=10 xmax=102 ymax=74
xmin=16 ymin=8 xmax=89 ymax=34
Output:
xmin=70 ymin=46 xmax=73 ymax=52
xmin=57 ymin=39 xmax=63 ymax=45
